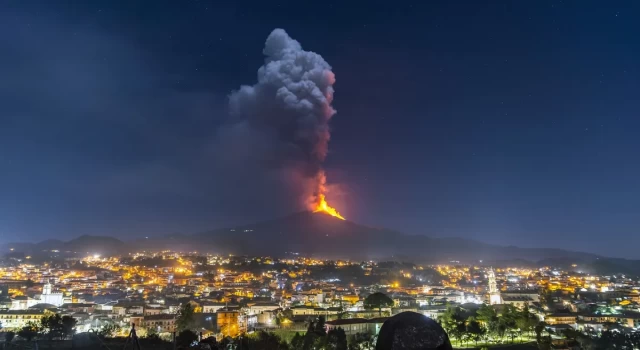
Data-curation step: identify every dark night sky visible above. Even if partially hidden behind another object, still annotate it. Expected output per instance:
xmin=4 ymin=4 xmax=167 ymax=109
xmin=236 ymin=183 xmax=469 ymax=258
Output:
xmin=1 ymin=0 xmax=638 ymax=258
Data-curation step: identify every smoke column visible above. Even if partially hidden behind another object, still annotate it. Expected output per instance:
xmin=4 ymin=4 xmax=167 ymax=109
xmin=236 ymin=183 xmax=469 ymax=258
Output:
xmin=228 ymin=29 xmax=338 ymax=211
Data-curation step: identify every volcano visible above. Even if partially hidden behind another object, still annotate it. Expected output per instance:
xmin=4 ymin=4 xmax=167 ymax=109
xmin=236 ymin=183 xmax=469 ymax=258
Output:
xmin=190 ymin=211 xmax=599 ymax=263
xmin=6 ymin=212 xmax=638 ymax=274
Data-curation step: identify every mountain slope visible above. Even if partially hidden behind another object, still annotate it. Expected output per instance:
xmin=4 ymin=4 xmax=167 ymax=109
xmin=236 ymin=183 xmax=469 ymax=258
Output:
xmin=4 ymin=212 xmax=632 ymax=274
xmin=194 ymin=211 xmax=600 ymax=263
xmin=2 ymin=235 xmax=126 ymax=258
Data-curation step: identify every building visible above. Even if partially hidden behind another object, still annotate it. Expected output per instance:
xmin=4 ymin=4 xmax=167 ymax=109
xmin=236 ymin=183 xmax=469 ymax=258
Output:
xmin=544 ymin=313 xmax=578 ymax=326
xmin=61 ymin=303 xmax=95 ymax=314
xmin=247 ymin=302 xmax=280 ymax=315
xmin=487 ymin=269 xmax=502 ymax=305
xmin=112 ymin=302 xmax=144 ymax=317
xmin=40 ymin=282 xmax=64 ymax=307
xmin=341 ymin=295 xmax=360 ymax=305
xmin=10 ymin=296 xmax=39 ymax=310
xmin=217 ymin=308 xmax=240 ymax=337
xmin=202 ymin=302 xmax=234 ymax=314
xmin=418 ymin=305 xmax=449 ymax=320
xmin=143 ymin=314 xmax=176 ymax=333
xmin=501 ymin=290 xmax=540 ymax=303
xmin=325 ymin=317 xmax=388 ymax=336
xmin=0 ymin=310 xmax=46 ymax=330
xmin=501 ymin=296 xmax=533 ymax=309
xmin=144 ymin=306 xmax=165 ymax=315
xmin=291 ymin=306 xmax=341 ymax=317
xmin=256 ymin=310 xmax=278 ymax=326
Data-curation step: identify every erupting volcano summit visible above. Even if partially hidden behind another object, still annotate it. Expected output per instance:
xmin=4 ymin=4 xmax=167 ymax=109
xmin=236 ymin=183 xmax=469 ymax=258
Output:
xmin=313 ymin=193 xmax=345 ymax=220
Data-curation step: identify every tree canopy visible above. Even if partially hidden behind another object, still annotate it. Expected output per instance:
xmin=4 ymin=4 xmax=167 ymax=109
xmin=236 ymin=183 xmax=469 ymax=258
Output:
xmin=363 ymin=292 xmax=393 ymax=315
xmin=176 ymin=302 xmax=195 ymax=331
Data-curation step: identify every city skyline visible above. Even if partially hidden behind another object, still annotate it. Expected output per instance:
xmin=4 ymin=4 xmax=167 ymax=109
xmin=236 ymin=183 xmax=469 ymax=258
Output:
xmin=1 ymin=0 xmax=639 ymax=259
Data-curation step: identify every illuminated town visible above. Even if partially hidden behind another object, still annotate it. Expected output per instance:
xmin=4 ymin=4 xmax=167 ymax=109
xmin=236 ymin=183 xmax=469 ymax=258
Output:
xmin=1 ymin=250 xmax=639 ymax=348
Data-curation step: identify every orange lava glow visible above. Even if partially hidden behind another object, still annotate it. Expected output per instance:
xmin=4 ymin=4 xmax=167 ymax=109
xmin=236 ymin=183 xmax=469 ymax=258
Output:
xmin=313 ymin=194 xmax=345 ymax=220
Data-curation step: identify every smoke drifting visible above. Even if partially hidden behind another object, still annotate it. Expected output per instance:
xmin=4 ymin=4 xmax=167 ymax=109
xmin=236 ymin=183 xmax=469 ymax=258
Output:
xmin=225 ymin=29 xmax=337 ymax=211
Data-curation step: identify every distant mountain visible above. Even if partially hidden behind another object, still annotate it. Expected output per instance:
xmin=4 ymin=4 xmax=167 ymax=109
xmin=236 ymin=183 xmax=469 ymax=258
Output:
xmin=192 ymin=211 xmax=600 ymax=263
xmin=64 ymin=235 xmax=126 ymax=255
xmin=3 ymin=235 xmax=126 ymax=258
xmin=3 ymin=212 xmax=639 ymax=275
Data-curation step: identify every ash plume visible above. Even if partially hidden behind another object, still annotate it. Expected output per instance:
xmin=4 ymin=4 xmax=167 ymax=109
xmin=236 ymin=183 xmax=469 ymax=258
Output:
xmin=222 ymin=29 xmax=337 ymax=211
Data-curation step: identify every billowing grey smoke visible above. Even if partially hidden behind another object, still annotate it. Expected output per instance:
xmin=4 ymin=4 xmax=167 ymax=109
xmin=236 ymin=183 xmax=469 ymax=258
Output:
xmin=225 ymin=29 xmax=337 ymax=210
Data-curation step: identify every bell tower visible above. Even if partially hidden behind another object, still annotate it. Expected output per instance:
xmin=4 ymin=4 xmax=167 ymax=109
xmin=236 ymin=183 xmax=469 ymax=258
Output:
xmin=43 ymin=280 xmax=52 ymax=295
xmin=488 ymin=268 xmax=502 ymax=305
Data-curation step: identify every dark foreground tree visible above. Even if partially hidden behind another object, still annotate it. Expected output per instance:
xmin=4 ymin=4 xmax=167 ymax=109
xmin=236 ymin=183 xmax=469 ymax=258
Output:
xmin=5 ymin=331 xmax=15 ymax=344
xmin=248 ymin=331 xmax=289 ymax=350
xmin=303 ymin=321 xmax=317 ymax=350
xmin=315 ymin=316 xmax=327 ymax=336
xmin=98 ymin=323 xmax=122 ymax=338
xmin=18 ymin=321 xmax=40 ymax=342
xmin=61 ymin=315 xmax=77 ymax=339
xmin=176 ymin=329 xmax=198 ymax=347
xmin=291 ymin=332 xmax=304 ymax=349
xmin=348 ymin=333 xmax=375 ymax=350
xmin=176 ymin=303 xmax=195 ymax=331
xmin=327 ymin=327 xmax=348 ymax=350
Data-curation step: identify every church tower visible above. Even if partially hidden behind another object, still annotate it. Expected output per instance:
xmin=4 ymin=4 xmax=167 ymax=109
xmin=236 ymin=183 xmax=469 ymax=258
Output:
xmin=43 ymin=281 xmax=52 ymax=295
xmin=488 ymin=268 xmax=502 ymax=305
xmin=40 ymin=279 xmax=64 ymax=306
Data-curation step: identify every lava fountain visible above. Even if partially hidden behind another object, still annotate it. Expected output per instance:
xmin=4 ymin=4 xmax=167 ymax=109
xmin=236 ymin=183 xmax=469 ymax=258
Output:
xmin=313 ymin=193 xmax=345 ymax=220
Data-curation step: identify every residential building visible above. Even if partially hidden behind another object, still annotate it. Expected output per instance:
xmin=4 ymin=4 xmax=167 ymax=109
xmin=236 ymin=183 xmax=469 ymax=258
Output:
xmin=325 ymin=317 xmax=388 ymax=336
xmin=0 ymin=310 xmax=46 ymax=330
xmin=143 ymin=314 xmax=176 ymax=333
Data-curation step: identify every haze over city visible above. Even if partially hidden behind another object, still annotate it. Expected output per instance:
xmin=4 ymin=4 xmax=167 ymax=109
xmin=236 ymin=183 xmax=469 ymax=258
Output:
xmin=1 ymin=0 xmax=639 ymax=259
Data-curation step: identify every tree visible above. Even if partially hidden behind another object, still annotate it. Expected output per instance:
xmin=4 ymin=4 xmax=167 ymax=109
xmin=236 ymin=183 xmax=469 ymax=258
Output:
xmin=363 ymin=292 xmax=393 ymax=316
xmin=327 ymin=327 xmax=348 ymax=350
xmin=18 ymin=321 xmax=40 ymax=342
xmin=348 ymin=333 xmax=376 ymax=350
xmin=562 ymin=328 xmax=580 ymax=342
xmin=145 ymin=325 xmax=158 ymax=338
xmin=61 ymin=315 xmax=77 ymax=339
xmin=631 ymin=332 xmax=640 ymax=350
xmin=499 ymin=304 xmax=519 ymax=343
xmin=576 ymin=334 xmax=595 ymax=350
xmin=40 ymin=314 xmax=63 ymax=342
xmin=200 ymin=336 xmax=218 ymax=349
xmin=5 ymin=331 xmax=15 ymax=344
xmin=248 ymin=331 xmax=289 ymax=350
xmin=595 ymin=330 xmax=633 ymax=349
xmin=303 ymin=320 xmax=317 ymax=350
xmin=348 ymin=333 xmax=375 ymax=350
xmin=38 ymin=313 xmax=76 ymax=342
xmin=336 ymin=304 xmax=348 ymax=320
xmin=466 ymin=317 xmax=485 ymax=346
xmin=315 ymin=316 xmax=327 ymax=336
xmin=98 ymin=323 xmax=122 ymax=338
xmin=291 ymin=332 xmax=304 ymax=350
xmin=534 ymin=321 xmax=547 ymax=343
xmin=176 ymin=303 xmax=195 ymax=331
xmin=439 ymin=305 xmax=465 ymax=345
xmin=176 ymin=329 xmax=198 ymax=347
xmin=537 ymin=336 xmax=552 ymax=350
xmin=218 ymin=336 xmax=234 ymax=350
xmin=476 ymin=304 xmax=499 ymax=339
xmin=525 ymin=313 xmax=539 ymax=338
